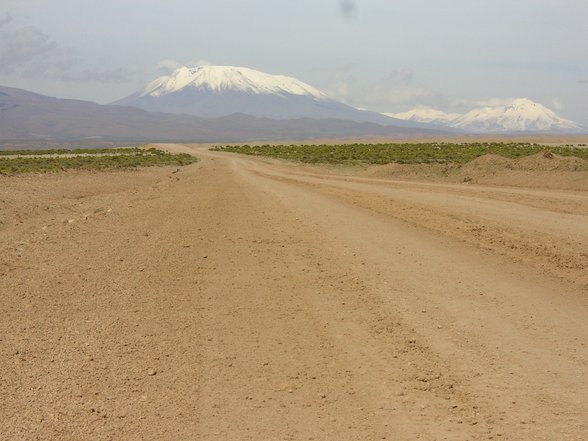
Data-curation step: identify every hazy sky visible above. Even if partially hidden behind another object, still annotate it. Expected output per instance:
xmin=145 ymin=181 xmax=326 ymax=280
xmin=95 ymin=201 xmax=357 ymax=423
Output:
xmin=2 ymin=0 xmax=587 ymax=124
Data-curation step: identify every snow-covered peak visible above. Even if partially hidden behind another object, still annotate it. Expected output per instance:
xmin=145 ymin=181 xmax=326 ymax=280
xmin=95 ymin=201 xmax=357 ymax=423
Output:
xmin=390 ymin=99 xmax=580 ymax=133
xmin=386 ymin=107 xmax=461 ymax=125
xmin=453 ymin=99 xmax=579 ymax=132
xmin=141 ymin=65 xmax=329 ymax=100
xmin=113 ymin=65 xmax=413 ymax=124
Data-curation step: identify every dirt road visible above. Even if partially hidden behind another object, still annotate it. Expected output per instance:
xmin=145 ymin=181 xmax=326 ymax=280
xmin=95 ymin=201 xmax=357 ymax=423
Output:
xmin=1 ymin=144 xmax=587 ymax=440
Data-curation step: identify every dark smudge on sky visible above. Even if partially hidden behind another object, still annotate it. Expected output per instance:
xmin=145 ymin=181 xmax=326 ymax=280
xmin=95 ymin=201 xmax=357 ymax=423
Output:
xmin=339 ymin=0 xmax=358 ymax=20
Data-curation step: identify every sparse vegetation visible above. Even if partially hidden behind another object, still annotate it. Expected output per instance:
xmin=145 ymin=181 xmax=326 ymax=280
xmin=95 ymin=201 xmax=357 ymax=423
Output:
xmin=0 ymin=147 xmax=144 ymax=156
xmin=0 ymin=147 xmax=197 ymax=174
xmin=212 ymin=142 xmax=588 ymax=165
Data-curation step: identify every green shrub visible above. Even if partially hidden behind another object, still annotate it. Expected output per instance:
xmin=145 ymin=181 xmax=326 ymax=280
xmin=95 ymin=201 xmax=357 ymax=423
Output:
xmin=0 ymin=148 xmax=197 ymax=174
xmin=211 ymin=142 xmax=588 ymax=165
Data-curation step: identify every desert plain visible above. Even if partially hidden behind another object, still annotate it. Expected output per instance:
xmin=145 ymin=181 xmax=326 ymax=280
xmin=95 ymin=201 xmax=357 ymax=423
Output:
xmin=1 ymin=143 xmax=587 ymax=440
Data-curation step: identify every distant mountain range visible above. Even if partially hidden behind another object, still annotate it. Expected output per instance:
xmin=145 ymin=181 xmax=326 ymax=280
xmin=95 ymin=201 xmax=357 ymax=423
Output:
xmin=113 ymin=65 xmax=425 ymax=128
xmin=0 ymin=85 xmax=445 ymax=141
xmin=388 ymin=99 xmax=582 ymax=133
xmin=0 ymin=64 xmax=584 ymax=142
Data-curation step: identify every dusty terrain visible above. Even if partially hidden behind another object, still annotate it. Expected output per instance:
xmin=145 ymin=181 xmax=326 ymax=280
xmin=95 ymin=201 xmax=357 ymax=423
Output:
xmin=362 ymin=152 xmax=588 ymax=191
xmin=1 ymin=144 xmax=587 ymax=440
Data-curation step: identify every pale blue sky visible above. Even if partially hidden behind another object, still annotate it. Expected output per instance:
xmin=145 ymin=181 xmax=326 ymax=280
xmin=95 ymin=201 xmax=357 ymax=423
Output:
xmin=2 ymin=0 xmax=587 ymax=124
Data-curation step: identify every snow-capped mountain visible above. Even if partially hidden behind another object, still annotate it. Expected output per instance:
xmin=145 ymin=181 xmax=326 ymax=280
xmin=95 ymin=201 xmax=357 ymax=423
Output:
xmin=113 ymin=65 xmax=427 ymax=128
xmin=453 ymin=99 xmax=580 ymax=132
xmin=389 ymin=99 xmax=581 ymax=133
xmin=385 ymin=107 xmax=461 ymax=126
xmin=139 ymin=65 xmax=328 ymax=100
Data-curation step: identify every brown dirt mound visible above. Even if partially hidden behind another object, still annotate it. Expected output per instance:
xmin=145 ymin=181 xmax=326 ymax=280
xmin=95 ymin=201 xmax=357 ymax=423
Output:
xmin=514 ymin=153 xmax=588 ymax=171
xmin=363 ymin=153 xmax=588 ymax=190
xmin=459 ymin=154 xmax=513 ymax=174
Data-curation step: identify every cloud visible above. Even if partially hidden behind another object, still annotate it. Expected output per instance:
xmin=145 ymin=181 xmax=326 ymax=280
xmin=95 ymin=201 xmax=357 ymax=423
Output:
xmin=0 ymin=15 xmax=10 ymax=25
xmin=191 ymin=59 xmax=213 ymax=67
xmin=328 ymin=80 xmax=352 ymax=101
xmin=362 ymin=69 xmax=439 ymax=109
xmin=578 ymin=79 xmax=588 ymax=85
xmin=320 ymin=66 xmax=445 ymax=111
xmin=552 ymin=97 xmax=564 ymax=111
xmin=156 ymin=59 xmax=181 ymax=73
xmin=0 ymin=16 xmax=129 ymax=83
xmin=454 ymin=97 xmax=516 ymax=108
xmin=339 ymin=0 xmax=359 ymax=20
xmin=156 ymin=59 xmax=213 ymax=74
xmin=0 ymin=16 xmax=58 ymax=74
xmin=321 ymin=63 xmax=358 ymax=102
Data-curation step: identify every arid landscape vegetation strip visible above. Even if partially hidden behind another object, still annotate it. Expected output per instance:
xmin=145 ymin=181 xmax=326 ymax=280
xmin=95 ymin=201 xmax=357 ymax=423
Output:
xmin=213 ymin=142 xmax=588 ymax=165
xmin=0 ymin=148 xmax=197 ymax=174
xmin=0 ymin=147 xmax=145 ymax=156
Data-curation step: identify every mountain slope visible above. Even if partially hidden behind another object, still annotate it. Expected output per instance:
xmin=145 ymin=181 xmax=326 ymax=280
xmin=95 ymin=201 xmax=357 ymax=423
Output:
xmin=141 ymin=66 xmax=329 ymax=99
xmin=113 ymin=65 xmax=425 ymax=128
xmin=385 ymin=107 xmax=461 ymax=126
xmin=389 ymin=99 xmax=581 ymax=133
xmin=0 ymin=85 xmax=211 ymax=140
xmin=452 ymin=99 xmax=580 ymax=132
xmin=0 ymin=85 xmax=447 ymax=142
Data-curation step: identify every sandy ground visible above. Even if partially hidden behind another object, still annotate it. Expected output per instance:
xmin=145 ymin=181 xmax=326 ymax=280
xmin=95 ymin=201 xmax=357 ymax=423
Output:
xmin=1 ymin=144 xmax=587 ymax=440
